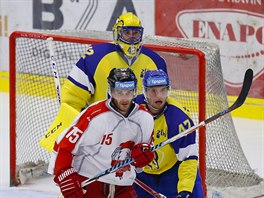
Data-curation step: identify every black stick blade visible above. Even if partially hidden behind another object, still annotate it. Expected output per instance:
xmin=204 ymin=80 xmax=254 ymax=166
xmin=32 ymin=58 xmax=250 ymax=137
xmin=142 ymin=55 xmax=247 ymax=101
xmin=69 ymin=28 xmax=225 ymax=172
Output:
xmin=232 ymin=68 xmax=253 ymax=109
xmin=205 ymin=68 xmax=253 ymax=124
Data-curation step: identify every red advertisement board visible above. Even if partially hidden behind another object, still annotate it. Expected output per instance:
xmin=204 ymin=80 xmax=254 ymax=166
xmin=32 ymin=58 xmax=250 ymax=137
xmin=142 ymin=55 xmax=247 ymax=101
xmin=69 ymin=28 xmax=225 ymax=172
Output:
xmin=156 ymin=0 xmax=264 ymax=98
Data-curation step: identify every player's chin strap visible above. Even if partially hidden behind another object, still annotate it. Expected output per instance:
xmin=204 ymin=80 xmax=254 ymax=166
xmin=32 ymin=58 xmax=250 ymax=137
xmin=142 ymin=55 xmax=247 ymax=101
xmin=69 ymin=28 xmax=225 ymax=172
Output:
xmin=144 ymin=98 xmax=167 ymax=118
xmin=81 ymin=69 xmax=253 ymax=189
xmin=143 ymin=97 xmax=159 ymax=111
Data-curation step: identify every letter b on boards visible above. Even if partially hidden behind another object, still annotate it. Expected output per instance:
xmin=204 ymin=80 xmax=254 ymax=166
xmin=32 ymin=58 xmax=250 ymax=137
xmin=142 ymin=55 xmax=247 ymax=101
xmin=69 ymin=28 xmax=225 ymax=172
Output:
xmin=33 ymin=0 xmax=63 ymax=29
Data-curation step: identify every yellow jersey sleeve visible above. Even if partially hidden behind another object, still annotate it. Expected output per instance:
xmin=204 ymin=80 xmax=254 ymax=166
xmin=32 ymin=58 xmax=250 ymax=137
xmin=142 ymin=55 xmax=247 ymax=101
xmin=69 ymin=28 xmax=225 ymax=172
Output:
xmin=178 ymin=159 xmax=198 ymax=192
xmin=61 ymin=80 xmax=90 ymax=112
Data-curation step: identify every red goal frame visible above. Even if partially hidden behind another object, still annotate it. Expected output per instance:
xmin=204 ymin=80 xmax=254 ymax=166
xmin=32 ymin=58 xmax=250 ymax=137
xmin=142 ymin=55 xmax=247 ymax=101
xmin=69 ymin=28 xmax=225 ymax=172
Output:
xmin=9 ymin=31 xmax=206 ymax=195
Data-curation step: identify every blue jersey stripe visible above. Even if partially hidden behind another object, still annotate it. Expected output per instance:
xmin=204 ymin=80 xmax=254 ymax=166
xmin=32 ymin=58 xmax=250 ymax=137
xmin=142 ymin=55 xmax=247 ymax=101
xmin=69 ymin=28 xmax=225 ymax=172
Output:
xmin=68 ymin=76 xmax=88 ymax=91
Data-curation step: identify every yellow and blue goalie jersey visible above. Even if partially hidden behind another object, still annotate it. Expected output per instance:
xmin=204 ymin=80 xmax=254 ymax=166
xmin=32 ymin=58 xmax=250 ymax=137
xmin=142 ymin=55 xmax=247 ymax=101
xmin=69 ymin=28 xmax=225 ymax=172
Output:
xmin=134 ymin=95 xmax=202 ymax=196
xmin=39 ymin=42 xmax=167 ymax=151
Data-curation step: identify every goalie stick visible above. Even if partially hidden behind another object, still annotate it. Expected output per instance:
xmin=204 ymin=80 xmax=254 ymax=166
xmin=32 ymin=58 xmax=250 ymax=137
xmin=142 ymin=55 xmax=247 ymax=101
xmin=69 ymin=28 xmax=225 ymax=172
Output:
xmin=81 ymin=68 xmax=253 ymax=188
xmin=47 ymin=37 xmax=61 ymax=104
xmin=17 ymin=38 xmax=60 ymax=183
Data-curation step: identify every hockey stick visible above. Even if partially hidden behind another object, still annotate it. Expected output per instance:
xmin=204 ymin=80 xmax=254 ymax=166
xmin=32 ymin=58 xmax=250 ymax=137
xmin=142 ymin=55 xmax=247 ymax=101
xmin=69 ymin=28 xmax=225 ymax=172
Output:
xmin=47 ymin=37 xmax=61 ymax=104
xmin=135 ymin=178 xmax=166 ymax=198
xmin=81 ymin=68 xmax=253 ymax=188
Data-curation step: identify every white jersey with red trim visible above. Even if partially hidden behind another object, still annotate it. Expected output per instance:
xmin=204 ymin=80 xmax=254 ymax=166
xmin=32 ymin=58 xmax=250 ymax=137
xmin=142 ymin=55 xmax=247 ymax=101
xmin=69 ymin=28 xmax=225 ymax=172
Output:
xmin=48 ymin=99 xmax=154 ymax=186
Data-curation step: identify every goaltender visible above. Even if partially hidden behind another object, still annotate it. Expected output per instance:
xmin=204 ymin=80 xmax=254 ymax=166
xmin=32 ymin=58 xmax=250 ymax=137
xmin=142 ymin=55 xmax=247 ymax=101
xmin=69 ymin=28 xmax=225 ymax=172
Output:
xmin=39 ymin=12 xmax=167 ymax=151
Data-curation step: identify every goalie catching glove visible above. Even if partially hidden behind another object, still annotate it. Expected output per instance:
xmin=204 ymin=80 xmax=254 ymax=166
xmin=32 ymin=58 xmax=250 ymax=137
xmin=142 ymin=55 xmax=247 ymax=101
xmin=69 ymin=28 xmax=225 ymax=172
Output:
xmin=54 ymin=167 xmax=84 ymax=198
xmin=131 ymin=143 xmax=154 ymax=168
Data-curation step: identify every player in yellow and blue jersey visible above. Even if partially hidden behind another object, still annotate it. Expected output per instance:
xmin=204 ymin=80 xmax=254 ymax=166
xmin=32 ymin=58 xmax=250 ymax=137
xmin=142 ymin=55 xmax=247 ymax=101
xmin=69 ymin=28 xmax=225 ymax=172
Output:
xmin=134 ymin=70 xmax=204 ymax=198
xmin=39 ymin=13 xmax=167 ymax=151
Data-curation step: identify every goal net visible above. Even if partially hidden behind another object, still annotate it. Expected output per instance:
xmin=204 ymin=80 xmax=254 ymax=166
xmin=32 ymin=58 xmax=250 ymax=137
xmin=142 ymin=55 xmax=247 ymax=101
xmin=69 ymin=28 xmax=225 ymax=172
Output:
xmin=9 ymin=30 xmax=263 ymax=197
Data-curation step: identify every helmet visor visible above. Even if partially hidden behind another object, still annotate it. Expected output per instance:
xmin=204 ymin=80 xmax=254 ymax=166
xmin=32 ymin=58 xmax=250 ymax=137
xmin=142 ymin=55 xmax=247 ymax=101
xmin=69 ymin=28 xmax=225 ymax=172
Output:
xmin=109 ymin=81 xmax=137 ymax=99
xmin=110 ymin=88 xmax=136 ymax=100
xmin=143 ymin=85 xmax=170 ymax=99
xmin=118 ymin=26 xmax=143 ymax=44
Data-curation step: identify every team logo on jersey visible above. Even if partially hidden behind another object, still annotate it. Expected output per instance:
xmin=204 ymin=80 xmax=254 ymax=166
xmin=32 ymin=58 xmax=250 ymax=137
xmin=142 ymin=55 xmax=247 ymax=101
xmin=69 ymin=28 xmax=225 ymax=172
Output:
xmin=111 ymin=141 xmax=135 ymax=179
xmin=146 ymin=151 xmax=159 ymax=170
xmin=156 ymin=129 xmax=167 ymax=138
xmin=128 ymin=46 xmax=136 ymax=54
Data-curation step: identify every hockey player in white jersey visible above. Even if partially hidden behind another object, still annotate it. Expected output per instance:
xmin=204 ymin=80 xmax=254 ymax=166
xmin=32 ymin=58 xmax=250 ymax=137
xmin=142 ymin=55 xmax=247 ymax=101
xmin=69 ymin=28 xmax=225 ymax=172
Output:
xmin=48 ymin=68 xmax=155 ymax=198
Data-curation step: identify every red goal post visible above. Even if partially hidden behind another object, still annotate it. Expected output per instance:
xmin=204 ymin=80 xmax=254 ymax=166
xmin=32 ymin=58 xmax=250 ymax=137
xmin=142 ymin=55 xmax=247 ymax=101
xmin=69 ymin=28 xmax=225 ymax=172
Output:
xmin=9 ymin=30 xmax=263 ymax=197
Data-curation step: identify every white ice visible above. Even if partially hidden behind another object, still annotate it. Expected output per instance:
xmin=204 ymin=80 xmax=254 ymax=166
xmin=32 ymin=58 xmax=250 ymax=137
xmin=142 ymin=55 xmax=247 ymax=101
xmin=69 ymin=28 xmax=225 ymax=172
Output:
xmin=0 ymin=92 xmax=263 ymax=197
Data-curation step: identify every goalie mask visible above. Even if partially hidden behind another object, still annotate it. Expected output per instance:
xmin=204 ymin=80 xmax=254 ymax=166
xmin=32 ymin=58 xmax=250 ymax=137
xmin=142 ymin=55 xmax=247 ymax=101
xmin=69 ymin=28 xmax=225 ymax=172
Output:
xmin=113 ymin=13 xmax=144 ymax=59
xmin=107 ymin=68 xmax=137 ymax=100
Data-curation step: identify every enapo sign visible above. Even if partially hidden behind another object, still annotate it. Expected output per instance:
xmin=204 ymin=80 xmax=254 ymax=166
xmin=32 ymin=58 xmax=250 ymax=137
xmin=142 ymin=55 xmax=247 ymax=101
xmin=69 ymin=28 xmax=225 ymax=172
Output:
xmin=156 ymin=0 xmax=264 ymax=99
xmin=177 ymin=9 xmax=263 ymax=86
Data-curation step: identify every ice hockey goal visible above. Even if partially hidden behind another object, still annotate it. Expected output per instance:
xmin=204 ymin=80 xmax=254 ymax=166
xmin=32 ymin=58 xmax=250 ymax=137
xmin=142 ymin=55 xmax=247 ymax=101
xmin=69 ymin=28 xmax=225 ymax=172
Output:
xmin=9 ymin=30 xmax=263 ymax=197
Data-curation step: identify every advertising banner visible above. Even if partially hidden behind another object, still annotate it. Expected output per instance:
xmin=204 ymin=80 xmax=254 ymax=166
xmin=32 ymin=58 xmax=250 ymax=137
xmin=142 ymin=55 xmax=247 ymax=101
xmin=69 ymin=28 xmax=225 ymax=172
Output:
xmin=156 ymin=0 xmax=264 ymax=98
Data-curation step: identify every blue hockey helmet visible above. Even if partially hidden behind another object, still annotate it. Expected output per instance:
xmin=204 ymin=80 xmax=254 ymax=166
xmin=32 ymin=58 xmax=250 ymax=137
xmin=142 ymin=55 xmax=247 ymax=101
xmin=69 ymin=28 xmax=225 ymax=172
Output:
xmin=143 ymin=69 xmax=170 ymax=88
